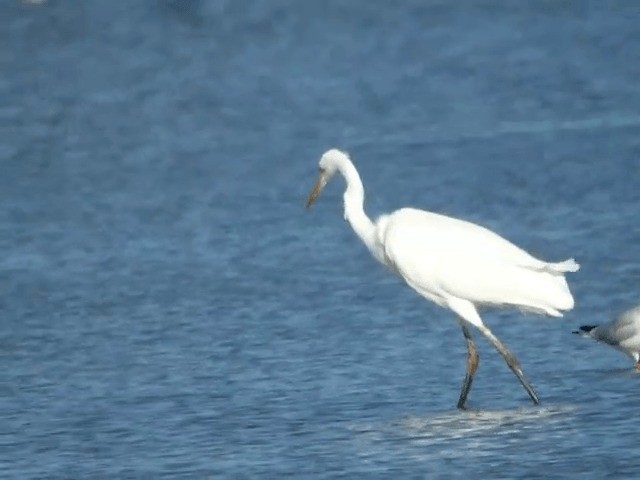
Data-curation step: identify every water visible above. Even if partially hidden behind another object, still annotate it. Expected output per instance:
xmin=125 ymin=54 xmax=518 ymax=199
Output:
xmin=1 ymin=1 xmax=640 ymax=478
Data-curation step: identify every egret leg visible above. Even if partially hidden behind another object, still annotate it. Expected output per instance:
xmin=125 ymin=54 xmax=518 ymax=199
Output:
xmin=457 ymin=321 xmax=479 ymax=410
xmin=475 ymin=324 xmax=540 ymax=405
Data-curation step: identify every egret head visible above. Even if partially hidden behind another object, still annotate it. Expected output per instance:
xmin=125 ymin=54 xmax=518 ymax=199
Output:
xmin=306 ymin=149 xmax=348 ymax=209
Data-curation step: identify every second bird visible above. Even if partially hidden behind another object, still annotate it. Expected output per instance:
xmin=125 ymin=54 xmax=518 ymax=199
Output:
xmin=574 ymin=305 xmax=640 ymax=371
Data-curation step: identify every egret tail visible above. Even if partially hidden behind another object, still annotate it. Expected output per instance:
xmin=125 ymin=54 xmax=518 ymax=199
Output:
xmin=545 ymin=258 xmax=580 ymax=273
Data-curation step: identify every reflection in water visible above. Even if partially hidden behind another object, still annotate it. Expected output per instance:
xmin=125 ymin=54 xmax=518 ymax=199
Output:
xmin=399 ymin=405 xmax=576 ymax=445
xmin=351 ymin=405 xmax=578 ymax=465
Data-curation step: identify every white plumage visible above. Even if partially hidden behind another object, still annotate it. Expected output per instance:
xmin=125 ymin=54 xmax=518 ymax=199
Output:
xmin=379 ymin=208 xmax=577 ymax=320
xmin=306 ymin=149 xmax=580 ymax=408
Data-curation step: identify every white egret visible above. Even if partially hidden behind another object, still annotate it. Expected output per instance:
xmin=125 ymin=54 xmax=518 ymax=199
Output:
xmin=574 ymin=305 xmax=640 ymax=371
xmin=306 ymin=149 xmax=580 ymax=409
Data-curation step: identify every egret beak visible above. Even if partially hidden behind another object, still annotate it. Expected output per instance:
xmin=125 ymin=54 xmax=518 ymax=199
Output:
xmin=305 ymin=172 xmax=328 ymax=209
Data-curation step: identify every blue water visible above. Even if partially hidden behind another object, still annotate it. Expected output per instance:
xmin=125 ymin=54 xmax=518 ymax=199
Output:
xmin=2 ymin=1 xmax=640 ymax=478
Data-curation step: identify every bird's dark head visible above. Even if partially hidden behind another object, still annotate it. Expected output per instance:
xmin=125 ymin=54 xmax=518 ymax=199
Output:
xmin=573 ymin=325 xmax=598 ymax=337
xmin=306 ymin=149 xmax=348 ymax=209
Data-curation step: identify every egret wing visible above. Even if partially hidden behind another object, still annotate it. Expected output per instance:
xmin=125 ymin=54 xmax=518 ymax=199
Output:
xmin=381 ymin=208 xmax=574 ymax=314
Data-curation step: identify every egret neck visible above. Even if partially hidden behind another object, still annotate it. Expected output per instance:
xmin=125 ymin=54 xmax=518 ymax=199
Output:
xmin=338 ymin=159 xmax=381 ymax=262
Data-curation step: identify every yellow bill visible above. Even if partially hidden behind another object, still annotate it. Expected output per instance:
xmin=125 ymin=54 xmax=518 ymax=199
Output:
xmin=305 ymin=171 xmax=328 ymax=209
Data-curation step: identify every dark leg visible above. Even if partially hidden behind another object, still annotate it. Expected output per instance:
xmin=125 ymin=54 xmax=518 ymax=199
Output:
xmin=457 ymin=321 xmax=480 ymax=410
xmin=476 ymin=324 xmax=539 ymax=405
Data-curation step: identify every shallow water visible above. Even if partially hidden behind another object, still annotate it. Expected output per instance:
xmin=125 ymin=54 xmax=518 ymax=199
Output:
xmin=2 ymin=1 xmax=640 ymax=478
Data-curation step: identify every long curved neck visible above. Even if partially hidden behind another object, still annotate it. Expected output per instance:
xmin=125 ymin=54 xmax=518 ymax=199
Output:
xmin=338 ymin=159 xmax=379 ymax=260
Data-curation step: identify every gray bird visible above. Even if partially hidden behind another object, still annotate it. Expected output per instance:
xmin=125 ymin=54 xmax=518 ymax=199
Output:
xmin=574 ymin=305 xmax=640 ymax=370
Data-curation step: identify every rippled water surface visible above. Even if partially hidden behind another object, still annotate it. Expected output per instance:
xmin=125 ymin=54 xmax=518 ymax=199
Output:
xmin=2 ymin=1 xmax=640 ymax=478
